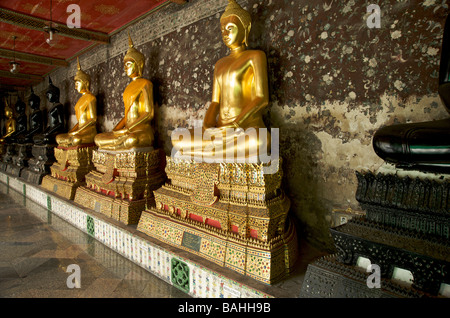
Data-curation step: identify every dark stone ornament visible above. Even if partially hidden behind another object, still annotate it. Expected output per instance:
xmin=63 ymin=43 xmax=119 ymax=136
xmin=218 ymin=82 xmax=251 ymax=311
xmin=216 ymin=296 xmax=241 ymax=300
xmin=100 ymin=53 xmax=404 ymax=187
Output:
xmin=300 ymin=170 xmax=450 ymax=298
xmin=21 ymin=78 xmax=66 ymax=184
xmin=6 ymin=97 xmax=32 ymax=177
xmin=372 ymin=15 xmax=450 ymax=173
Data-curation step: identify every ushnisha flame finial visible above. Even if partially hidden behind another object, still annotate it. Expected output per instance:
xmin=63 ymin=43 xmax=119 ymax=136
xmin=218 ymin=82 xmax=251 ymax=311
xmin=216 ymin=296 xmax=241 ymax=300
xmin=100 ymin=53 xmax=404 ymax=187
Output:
xmin=124 ymin=30 xmax=144 ymax=77
xmin=128 ymin=30 xmax=134 ymax=48
xmin=74 ymin=57 xmax=90 ymax=87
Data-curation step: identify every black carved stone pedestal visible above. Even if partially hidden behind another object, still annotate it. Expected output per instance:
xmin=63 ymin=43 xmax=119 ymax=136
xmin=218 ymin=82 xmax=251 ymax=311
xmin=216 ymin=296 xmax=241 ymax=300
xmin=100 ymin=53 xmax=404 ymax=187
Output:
xmin=6 ymin=143 xmax=33 ymax=177
xmin=300 ymin=255 xmax=427 ymax=298
xmin=21 ymin=144 xmax=56 ymax=184
xmin=300 ymin=166 xmax=450 ymax=298
xmin=0 ymin=144 xmax=16 ymax=171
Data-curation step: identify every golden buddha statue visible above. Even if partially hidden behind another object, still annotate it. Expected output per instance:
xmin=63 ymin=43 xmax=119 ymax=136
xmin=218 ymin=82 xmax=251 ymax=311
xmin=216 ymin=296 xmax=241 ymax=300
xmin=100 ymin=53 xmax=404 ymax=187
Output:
xmin=137 ymin=1 xmax=298 ymax=285
xmin=94 ymin=33 xmax=154 ymax=151
xmin=41 ymin=58 xmax=97 ymax=198
xmin=0 ymin=100 xmax=17 ymax=170
xmin=171 ymin=0 xmax=270 ymax=161
xmin=0 ymin=100 xmax=16 ymax=143
xmin=56 ymin=58 xmax=97 ymax=147
xmin=74 ymin=32 xmax=165 ymax=225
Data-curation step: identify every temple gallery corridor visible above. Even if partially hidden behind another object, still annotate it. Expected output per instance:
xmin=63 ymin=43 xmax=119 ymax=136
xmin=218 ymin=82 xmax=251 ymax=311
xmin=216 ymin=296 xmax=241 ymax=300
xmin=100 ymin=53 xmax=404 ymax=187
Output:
xmin=0 ymin=183 xmax=188 ymax=298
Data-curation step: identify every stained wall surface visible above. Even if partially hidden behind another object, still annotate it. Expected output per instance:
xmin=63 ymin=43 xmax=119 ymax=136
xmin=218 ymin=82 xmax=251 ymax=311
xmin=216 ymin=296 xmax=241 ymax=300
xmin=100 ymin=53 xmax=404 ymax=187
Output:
xmin=31 ymin=0 xmax=450 ymax=251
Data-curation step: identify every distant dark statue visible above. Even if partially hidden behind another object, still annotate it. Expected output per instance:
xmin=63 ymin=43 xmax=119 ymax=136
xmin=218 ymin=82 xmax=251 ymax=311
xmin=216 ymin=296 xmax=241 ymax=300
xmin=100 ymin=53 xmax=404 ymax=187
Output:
xmin=33 ymin=77 xmax=65 ymax=145
xmin=18 ymin=88 xmax=44 ymax=144
xmin=373 ymin=15 xmax=450 ymax=172
xmin=9 ymin=98 xmax=28 ymax=144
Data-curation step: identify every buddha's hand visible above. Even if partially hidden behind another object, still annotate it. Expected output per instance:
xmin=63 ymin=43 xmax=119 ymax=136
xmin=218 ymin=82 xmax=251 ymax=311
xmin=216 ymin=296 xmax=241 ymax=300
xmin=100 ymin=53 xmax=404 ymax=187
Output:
xmin=114 ymin=127 xmax=130 ymax=135
xmin=220 ymin=122 xmax=240 ymax=130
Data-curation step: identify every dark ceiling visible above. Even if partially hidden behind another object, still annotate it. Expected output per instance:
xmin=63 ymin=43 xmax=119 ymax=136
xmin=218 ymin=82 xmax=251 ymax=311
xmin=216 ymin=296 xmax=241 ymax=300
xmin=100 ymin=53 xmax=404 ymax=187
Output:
xmin=0 ymin=0 xmax=187 ymax=93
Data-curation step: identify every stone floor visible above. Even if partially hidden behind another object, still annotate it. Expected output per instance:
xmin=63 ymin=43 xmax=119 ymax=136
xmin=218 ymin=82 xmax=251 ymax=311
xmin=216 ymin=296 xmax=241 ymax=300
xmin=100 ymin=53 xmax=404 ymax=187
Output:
xmin=0 ymin=186 xmax=189 ymax=298
xmin=0 ymin=181 xmax=328 ymax=299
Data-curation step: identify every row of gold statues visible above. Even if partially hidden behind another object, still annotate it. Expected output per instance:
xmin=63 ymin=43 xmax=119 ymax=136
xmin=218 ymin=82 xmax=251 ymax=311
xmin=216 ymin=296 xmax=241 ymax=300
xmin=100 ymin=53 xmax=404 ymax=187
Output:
xmin=0 ymin=1 xmax=299 ymax=285
xmin=1 ymin=0 xmax=448 ymax=286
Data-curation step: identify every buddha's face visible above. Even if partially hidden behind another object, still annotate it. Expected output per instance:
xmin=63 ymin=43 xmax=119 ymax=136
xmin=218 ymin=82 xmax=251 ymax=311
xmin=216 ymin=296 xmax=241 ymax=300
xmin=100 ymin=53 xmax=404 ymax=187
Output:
xmin=16 ymin=102 xmax=25 ymax=113
xmin=29 ymin=98 xmax=39 ymax=109
xmin=124 ymin=60 xmax=139 ymax=78
xmin=46 ymin=89 xmax=59 ymax=102
xmin=75 ymin=80 xmax=86 ymax=93
xmin=221 ymin=16 xmax=246 ymax=50
xmin=5 ymin=108 xmax=12 ymax=118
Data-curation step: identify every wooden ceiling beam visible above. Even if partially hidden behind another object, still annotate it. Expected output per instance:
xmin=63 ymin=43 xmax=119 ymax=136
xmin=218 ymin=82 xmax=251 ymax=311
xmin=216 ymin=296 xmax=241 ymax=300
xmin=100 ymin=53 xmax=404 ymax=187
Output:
xmin=0 ymin=70 xmax=43 ymax=82
xmin=0 ymin=8 xmax=110 ymax=44
xmin=0 ymin=84 xmax=29 ymax=92
xmin=0 ymin=48 xmax=68 ymax=67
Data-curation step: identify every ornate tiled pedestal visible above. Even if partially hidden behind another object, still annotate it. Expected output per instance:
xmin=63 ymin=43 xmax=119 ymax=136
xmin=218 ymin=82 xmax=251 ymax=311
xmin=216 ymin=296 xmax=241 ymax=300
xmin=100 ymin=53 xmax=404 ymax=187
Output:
xmin=41 ymin=144 xmax=95 ymax=200
xmin=20 ymin=144 xmax=56 ymax=185
xmin=0 ymin=169 xmax=286 ymax=298
xmin=74 ymin=147 xmax=166 ymax=225
xmin=300 ymin=165 xmax=450 ymax=298
xmin=137 ymin=157 xmax=299 ymax=285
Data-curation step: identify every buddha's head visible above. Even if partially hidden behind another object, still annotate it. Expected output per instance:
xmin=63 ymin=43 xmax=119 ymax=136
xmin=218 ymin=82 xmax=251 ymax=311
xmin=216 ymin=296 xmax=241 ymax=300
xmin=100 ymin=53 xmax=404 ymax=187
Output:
xmin=15 ymin=98 xmax=25 ymax=114
xmin=46 ymin=77 xmax=60 ymax=103
xmin=4 ymin=101 xmax=13 ymax=119
xmin=124 ymin=32 xmax=145 ymax=78
xmin=29 ymin=87 xmax=40 ymax=110
xmin=74 ymin=57 xmax=91 ymax=93
xmin=220 ymin=0 xmax=252 ymax=48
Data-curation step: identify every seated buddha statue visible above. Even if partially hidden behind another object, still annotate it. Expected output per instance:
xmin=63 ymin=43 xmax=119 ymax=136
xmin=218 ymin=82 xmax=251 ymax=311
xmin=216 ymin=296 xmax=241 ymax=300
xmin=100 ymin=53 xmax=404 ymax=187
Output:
xmin=94 ymin=33 xmax=154 ymax=151
xmin=0 ymin=100 xmax=16 ymax=144
xmin=56 ymin=58 xmax=97 ymax=148
xmin=17 ymin=88 xmax=43 ymax=144
xmin=372 ymin=15 xmax=450 ymax=171
xmin=171 ymin=0 xmax=270 ymax=161
xmin=33 ymin=77 xmax=65 ymax=145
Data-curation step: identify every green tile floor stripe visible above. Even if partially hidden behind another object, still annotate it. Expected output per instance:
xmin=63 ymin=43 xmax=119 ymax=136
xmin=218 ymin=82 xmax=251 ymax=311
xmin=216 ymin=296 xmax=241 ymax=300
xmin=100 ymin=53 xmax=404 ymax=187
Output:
xmin=86 ymin=215 xmax=95 ymax=237
xmin=47 ymin=195 xmax=51 ymax=211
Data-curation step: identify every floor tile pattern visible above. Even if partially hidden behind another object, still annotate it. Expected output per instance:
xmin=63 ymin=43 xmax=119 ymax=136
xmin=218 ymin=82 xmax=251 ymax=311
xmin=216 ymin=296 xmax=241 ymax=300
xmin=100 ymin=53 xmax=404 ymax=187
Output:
xmin=0 ymin=183 xmax=188 ymax=298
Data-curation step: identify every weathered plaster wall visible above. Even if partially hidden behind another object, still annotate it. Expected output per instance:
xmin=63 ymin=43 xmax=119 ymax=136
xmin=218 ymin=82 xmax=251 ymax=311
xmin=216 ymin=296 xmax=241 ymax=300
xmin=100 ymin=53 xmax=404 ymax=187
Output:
xmin=33 ymin=0 xmax=450 ymax=251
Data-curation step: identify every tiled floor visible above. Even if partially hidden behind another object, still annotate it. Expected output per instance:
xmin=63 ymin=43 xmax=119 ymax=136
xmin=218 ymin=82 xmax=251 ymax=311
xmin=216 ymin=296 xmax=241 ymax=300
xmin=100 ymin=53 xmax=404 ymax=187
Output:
xmin=0 ymin=185 xmax=189 ymax=298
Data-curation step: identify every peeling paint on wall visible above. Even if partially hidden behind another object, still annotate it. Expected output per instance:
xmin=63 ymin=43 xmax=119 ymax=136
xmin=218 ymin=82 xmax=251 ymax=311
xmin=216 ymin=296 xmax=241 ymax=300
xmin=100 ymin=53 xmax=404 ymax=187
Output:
xmin=38 ymin=0 xmax=450 ymax=251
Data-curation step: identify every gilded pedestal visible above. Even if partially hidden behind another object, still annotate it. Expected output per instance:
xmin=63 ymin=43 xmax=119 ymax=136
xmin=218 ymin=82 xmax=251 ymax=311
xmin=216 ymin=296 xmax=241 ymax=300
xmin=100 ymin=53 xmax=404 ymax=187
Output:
xmin=74 ymin=147 xmax=166 ymax=225
xmin=41 ymin=144 xmax=95 ymax=200
xmin=137 ymin=157 xmax=298 ymax=284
